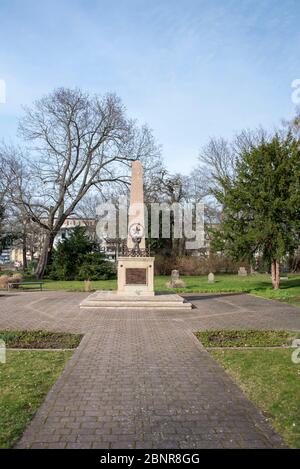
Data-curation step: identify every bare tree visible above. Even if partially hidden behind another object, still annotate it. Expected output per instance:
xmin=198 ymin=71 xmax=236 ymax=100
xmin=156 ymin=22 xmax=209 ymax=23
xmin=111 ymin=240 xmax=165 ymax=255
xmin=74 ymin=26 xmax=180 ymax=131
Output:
xmin=194 ymin=131 xmax=269 ymax=210
xmin=145 ymin=170 xmax=190 ymax=255
xmin=4 ymin=88 xmax=161 ymax=278
xmin=0 ymin=154 xmax=7 ymax=206
xmin=197 ymin=137 xmax=236 ymax=194
xmin=1 ymin=150 xmax=45 ymax=267
xmin=147 ymin=170 xmax=188 ymax=204
xmin=0 ymin=150 xmax=15 ymax=251
xmin=283 ymin=105 xmax=300 ymax=140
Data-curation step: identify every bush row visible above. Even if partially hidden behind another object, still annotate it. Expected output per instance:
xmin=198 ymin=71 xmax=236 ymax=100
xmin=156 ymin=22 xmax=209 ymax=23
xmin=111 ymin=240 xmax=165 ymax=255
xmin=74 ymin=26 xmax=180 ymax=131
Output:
xmin=154 ymin=254 xmax=246 ymax=276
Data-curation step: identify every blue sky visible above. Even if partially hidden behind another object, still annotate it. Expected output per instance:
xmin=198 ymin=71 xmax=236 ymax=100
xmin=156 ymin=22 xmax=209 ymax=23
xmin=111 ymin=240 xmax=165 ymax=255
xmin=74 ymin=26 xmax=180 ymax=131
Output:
xmin=0 ymin=0 xmax=299 ymax=173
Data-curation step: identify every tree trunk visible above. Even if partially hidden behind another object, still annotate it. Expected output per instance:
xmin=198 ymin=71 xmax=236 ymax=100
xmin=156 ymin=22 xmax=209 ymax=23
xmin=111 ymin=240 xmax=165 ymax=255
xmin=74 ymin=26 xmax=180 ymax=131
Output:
xmin=35 ymin=232 xmax=55 ymax=279
xmin=271 ymin=259 xmax=280 ymax=290
xmin=22 ymin=233 xmax=28 ymax=271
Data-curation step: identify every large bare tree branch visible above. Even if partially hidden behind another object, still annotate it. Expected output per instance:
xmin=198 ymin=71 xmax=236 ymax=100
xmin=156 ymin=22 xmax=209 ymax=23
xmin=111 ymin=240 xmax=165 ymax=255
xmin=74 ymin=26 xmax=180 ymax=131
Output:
xmin=3 ymin=87 xmax=162 ymax=277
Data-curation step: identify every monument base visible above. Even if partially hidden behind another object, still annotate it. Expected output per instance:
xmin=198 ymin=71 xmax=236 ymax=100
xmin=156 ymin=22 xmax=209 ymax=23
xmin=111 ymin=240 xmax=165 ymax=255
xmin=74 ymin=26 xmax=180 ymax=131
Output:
xmin=80 ymin=291 xmax=192 ymax=310
xmin=117 ymin=256 xmax=155 ymax=296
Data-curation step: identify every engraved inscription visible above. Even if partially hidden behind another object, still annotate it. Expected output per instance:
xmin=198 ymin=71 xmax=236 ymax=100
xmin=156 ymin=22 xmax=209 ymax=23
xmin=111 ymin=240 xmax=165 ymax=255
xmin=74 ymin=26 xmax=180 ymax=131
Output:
xmin=126 ymin=268 xmax=147 ymax=285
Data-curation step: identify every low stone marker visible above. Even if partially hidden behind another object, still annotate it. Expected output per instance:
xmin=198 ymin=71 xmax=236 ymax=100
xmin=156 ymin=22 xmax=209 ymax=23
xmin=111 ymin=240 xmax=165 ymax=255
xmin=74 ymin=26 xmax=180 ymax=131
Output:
xmin=166 ymin=270 xmax=186 ymax=288
xmin=84 ymin=280 xmax=92 ymax=292
xmin=208 ymin=272 xmax=215 ymax=283
xmin=238 ymin=267 xmax=248 ymax=276
xmin=171 ymin=270 xmax=180 ymax=280
xmin=0 ymin=339 xmax=6 ymax=364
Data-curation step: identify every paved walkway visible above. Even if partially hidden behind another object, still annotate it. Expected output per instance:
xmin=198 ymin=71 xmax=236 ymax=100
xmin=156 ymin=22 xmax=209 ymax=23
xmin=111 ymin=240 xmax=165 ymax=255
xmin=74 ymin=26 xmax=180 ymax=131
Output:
xmin=1 ymin=291 xmax=299 ymax=449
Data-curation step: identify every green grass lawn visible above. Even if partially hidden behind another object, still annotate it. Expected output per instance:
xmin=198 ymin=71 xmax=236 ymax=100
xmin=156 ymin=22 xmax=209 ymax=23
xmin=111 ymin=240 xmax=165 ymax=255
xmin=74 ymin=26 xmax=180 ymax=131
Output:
xmin=0 ymin=350 xmax=72 ymax=448
xmin=211 ymin=348 xmax=300 ymax=448
xmin=42 ymin=278 xmax=117 ymax=291
xmin=195 ymin=330 xmax=300 ymax=448
xmin=37 ymin=273 xmax=300 ymax=308
xmin=195 ymin=329 xmax=300 ymax=348
xmin=0 ymin=330 xmax=83 ymax=349
xmin=2 ymin=272 xmax=300 ymax=308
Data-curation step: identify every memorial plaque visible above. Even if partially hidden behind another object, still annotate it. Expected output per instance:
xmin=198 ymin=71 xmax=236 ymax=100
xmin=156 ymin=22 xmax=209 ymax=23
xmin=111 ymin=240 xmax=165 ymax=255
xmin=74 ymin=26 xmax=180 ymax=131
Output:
xmin=126 ymin=268 xmax=147 ymax=285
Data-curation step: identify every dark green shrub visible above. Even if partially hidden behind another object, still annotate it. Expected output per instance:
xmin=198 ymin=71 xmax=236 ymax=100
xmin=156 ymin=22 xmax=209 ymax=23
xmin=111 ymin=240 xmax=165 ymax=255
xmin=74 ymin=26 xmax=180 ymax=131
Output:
xmin=49 ymin=227 xmax=116 ymax=280
xmin=78 ymin=253 xmax=116 ymax=280
xmin=49 ymin=227 xmax=96 ymax=280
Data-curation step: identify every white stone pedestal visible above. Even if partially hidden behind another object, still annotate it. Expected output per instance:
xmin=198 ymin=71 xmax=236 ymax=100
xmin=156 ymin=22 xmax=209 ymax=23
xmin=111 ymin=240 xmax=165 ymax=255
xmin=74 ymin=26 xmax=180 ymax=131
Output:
xmin=80 ymin=291 xmax=192 ymax=309
xmin=117 ymin=256 xmax=155 ymax=296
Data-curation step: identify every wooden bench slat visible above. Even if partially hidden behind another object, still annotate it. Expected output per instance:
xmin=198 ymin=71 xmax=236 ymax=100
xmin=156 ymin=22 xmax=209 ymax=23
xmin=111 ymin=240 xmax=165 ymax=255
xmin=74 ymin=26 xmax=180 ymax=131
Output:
xmin=9 ymin=282 xmax=44 ymax=285
xmin=7 ymin=281 xmax=44 ymax=291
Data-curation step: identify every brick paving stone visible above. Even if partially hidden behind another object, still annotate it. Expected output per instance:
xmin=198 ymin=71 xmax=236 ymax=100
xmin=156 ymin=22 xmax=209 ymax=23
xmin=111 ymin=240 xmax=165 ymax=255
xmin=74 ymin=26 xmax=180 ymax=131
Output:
xmin=0 ymin=290 xmax=299 ymax=448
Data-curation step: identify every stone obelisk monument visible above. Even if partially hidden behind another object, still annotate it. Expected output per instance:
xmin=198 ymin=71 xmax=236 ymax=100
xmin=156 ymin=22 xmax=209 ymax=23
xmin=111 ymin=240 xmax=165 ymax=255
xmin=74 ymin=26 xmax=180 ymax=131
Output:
xmin=127 ymin=161 xmax=146 ymax=250
xmin=80 ymin=160 xmax=192 ymax=309
xmin=117 ymin=161 xmax=154 ymax=296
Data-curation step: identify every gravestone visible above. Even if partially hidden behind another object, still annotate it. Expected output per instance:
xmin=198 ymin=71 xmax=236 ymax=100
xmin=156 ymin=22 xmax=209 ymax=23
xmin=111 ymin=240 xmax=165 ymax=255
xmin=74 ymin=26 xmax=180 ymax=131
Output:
xmin=167 ymin=269 xmax=186 ymax=288
xmin=0 ymin=339 xmax=6 ymax=364
xmin=171 ymin=270 xmax=179 ymax=280
xmin=238 ymin=267 xmax=248 ymax=276
xmin=208 ymin=272 xmax=215 ymax=283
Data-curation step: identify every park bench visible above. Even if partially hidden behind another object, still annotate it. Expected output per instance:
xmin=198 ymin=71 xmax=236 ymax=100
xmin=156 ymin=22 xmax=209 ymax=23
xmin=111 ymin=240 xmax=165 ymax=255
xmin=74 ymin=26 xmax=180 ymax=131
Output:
xmin=7 ymin=281 xmax=44 ymax=291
